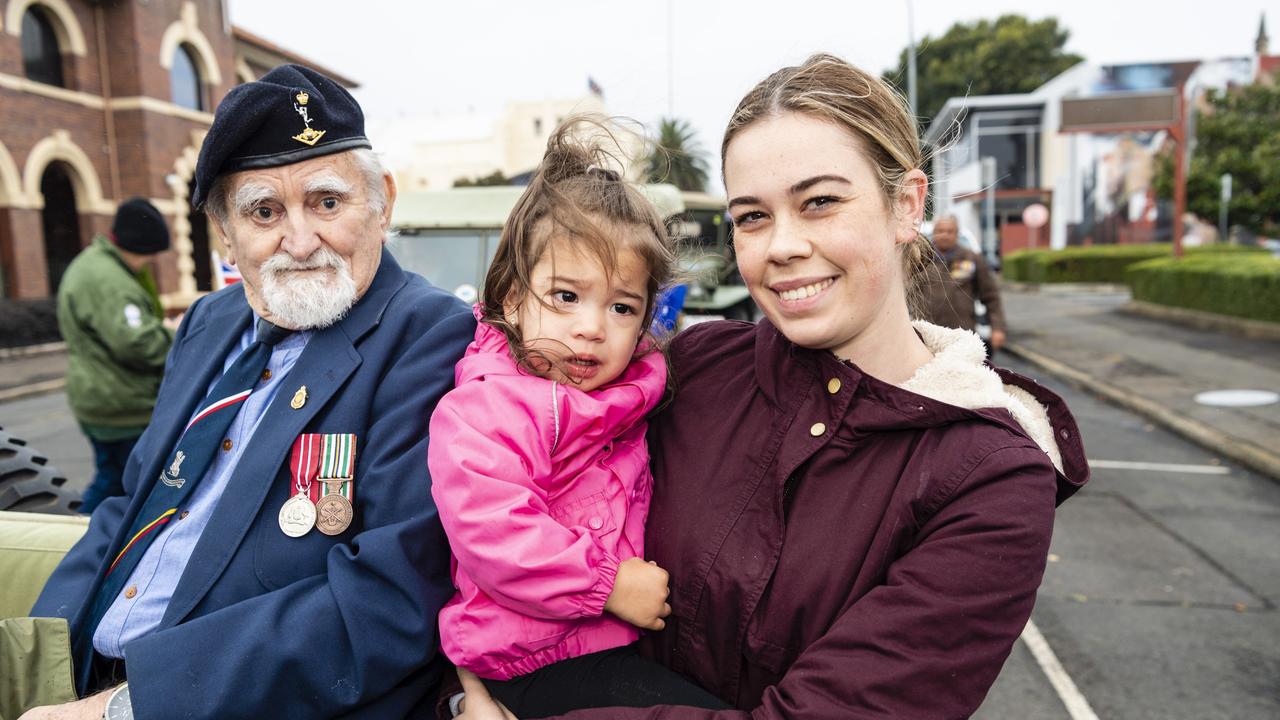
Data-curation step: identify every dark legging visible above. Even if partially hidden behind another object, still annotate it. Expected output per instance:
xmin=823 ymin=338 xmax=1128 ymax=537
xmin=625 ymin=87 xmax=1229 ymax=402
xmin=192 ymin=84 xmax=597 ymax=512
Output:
xmin=484 ymin=645 xmax=730 ymax=718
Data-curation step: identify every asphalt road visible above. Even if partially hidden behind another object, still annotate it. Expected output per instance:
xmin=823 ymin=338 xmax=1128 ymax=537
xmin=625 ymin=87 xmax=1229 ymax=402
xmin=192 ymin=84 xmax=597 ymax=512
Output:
xmin=2 ymin=353 xmax=1277 ymax=719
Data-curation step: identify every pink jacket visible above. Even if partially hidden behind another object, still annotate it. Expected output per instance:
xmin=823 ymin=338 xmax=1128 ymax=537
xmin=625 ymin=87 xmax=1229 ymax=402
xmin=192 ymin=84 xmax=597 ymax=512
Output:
xmin=428 ymin=314 xmax=668 ymax=680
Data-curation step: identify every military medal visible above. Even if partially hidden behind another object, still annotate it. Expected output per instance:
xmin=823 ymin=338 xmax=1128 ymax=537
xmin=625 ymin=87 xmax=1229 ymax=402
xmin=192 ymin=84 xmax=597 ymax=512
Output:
xmin=314 ymin=434 xmax=356 ymax=535
xmin=278 ymin=493 xmax=316 ymax=537
xmin=315 ymin=491 xmax=353 ymax=536
xmin=281 ymin=433 xmax=321 ymax=537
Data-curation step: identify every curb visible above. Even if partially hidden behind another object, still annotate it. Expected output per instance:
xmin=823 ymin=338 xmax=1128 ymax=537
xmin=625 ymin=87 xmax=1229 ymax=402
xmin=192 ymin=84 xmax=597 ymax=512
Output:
xmin=0 ymin=341 xmax=65 ymax=361
xmin=0 ymin=378 xmax=66 ymax=404
xmin=1004 ymin=342 xmax=1280 ymax=483
xmin=1119 ymin=301 xmax=1280 ymax=342
xmin=1001 ymin=282 xmax=1129 ymax=295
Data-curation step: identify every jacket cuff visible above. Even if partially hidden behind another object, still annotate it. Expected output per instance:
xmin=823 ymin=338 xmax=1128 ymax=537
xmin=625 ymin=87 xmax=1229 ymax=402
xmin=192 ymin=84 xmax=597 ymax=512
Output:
xmin=581 ymin=550 xmax=620 ymax=617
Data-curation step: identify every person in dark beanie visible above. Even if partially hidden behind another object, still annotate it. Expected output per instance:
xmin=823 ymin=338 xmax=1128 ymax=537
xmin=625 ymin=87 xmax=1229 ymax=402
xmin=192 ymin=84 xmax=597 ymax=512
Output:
xmin=56 ymin=197 xmax=175 ymax=515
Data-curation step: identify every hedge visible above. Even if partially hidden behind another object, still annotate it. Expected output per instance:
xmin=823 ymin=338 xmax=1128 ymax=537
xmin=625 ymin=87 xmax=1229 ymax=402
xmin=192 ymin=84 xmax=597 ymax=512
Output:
xmin=0 ymin=298 xmax=60 ymax=349
xmin=1125 ymin=253 xmax=1280 ymax=324
xmin=1002 ymin=244 xmax=1264 ymax=284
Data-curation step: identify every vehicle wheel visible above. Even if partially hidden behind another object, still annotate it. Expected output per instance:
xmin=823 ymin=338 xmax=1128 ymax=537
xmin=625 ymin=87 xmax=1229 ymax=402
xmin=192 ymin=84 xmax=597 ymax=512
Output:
xmin=0 ymin=425 xmax=83 ymax=515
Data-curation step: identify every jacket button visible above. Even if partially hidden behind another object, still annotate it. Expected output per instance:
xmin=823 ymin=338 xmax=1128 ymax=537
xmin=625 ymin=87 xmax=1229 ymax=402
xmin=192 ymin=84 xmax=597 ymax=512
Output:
xmin=588 ymin=517 xmax=604 ymax=530
xmin=222 ymin=439 xmax=233 ymax=451
xmin=124 ymin=586 xmax=137 ymax=599
xmin=261 ymin=369 xmax=273 ymax=381
xmin=179 ymin=510 xmax=189 ymax=520
xmin=827 ymin=378 xmax=841 ymax=394
xmin=809 ymin=422 xmax=826 ymax=437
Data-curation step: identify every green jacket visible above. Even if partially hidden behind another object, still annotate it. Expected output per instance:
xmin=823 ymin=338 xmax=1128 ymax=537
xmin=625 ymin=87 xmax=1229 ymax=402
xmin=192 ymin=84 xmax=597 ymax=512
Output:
xmin=56 ymin=237 xmax=174 ymax=428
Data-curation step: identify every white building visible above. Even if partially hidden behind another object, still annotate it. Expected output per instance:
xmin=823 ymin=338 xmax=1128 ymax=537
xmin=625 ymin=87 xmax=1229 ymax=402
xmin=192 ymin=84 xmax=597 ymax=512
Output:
xmin=373 ymin=94 xmax=646 ymax=192
xmin=926 ymin=57 xmax=1255 ymax=256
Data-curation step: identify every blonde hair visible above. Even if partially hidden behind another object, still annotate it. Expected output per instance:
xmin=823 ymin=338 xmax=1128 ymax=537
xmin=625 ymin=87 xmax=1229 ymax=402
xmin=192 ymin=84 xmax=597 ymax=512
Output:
xmin=722 ymin=53 xmax=934 ymax=291
xmin=481 ymin=116 xmax=675 ymax=375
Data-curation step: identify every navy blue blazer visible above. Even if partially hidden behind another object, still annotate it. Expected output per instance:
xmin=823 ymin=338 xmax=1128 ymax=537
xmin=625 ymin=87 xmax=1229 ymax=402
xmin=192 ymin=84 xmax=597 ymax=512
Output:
xmin=34 ymin=250 xmax=475 ymax=719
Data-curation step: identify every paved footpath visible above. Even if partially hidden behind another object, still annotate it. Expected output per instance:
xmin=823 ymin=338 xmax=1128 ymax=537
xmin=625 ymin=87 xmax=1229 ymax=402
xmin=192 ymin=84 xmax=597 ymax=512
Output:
xmin=1001 ymin=286 xmax=1280 ymax=481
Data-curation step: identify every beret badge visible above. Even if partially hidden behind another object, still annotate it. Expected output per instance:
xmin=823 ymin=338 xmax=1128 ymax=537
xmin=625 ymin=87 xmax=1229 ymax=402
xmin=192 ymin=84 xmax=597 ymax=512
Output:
xmin=292 ymin=89 xmax=326 ymax=146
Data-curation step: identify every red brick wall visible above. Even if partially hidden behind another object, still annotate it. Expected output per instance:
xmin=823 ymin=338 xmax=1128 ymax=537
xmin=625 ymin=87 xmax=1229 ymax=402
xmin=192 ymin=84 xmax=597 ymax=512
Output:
xmin=1 ymin=0 xmax=232 ymax=299
xmin=2 ymin=208 xmax=51 ymax=297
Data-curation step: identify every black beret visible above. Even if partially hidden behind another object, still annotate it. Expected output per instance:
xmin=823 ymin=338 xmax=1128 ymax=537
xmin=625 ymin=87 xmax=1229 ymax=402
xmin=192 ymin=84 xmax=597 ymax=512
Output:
xmin=191 ymin=64 xmax=371 ymax=208
xmin=111 ymin=197 xmax=170 ymax=254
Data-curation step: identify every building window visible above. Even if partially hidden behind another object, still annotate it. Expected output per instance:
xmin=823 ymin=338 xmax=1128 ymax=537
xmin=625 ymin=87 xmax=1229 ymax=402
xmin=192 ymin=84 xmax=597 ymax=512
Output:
xmin=533 ymin=118 xmax=543 ymax=135
xmin=974 ymin=110 xmax=1041 ymax=190
xmin=21 ymin=7 xmax=65 ymax=88
xmin=170 ymin=44 xmax=204 ymax=111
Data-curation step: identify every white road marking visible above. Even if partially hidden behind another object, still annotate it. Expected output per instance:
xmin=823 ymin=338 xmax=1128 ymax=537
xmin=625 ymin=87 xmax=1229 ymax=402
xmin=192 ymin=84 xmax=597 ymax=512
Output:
xmin=1088 ymin=459 xmax=1229 ymax=475
xmin=1021 ymin=620 xmax=1100 ymax=720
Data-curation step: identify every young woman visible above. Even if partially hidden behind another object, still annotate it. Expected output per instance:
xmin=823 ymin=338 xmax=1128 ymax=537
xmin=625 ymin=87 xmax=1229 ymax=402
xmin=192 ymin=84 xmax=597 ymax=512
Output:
xmin=456 ymin=53 xmax=1088 ymax=719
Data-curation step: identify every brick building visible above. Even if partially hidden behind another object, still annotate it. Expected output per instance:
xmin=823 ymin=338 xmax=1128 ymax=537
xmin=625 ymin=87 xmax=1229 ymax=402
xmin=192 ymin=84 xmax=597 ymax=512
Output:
xmin=0 ymin=0 xmax=354 ymax=305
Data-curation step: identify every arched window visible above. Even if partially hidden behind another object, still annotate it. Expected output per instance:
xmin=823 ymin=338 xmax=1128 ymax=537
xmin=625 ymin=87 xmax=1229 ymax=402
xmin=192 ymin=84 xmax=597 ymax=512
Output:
xmin=170 ymin=44 xmax=204 ymax=111
xmin=40 ymin=163 xmax=82 ymax=294
xmin=21 ymin=6 xmax=64 ymax=88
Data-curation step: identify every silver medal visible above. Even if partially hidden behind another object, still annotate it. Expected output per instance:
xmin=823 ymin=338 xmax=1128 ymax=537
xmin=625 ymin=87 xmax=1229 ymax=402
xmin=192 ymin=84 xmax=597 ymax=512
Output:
xmin=278 ymin=493 xmax=316 ymax=537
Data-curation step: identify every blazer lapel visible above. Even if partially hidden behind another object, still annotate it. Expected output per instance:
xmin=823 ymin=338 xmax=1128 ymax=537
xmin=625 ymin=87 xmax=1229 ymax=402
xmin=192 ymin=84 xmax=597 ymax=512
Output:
xmin=138 ymin=299 xmax=252 ymax=495
xmin=160 ymin=251 xmax=406 ymax=625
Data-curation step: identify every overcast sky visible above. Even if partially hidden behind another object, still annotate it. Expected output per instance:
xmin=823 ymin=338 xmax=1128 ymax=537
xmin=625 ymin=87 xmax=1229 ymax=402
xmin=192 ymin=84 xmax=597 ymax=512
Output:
xmin=225 ymin=0 xmax=1275 ymax=190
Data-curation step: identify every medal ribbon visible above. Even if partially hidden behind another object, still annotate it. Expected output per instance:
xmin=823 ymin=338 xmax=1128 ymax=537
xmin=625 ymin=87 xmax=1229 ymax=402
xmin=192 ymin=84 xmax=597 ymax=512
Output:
xmin=318 ymin=433 xmax=355 ymax=502
xmin=291 ymin=433 xmax=322 ymax=502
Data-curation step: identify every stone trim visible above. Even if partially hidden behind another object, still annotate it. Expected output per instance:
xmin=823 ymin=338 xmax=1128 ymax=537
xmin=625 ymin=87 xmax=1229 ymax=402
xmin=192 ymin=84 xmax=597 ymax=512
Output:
xmin=4 ymin=0 xmax=89 ymax=56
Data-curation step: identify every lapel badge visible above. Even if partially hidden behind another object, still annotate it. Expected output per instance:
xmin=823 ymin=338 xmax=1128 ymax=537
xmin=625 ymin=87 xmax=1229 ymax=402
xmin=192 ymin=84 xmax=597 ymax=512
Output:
xmin=291 ymin=385 xmax=308 ymax=410
xmin=291 ymin=91 xmax=326 ymax=146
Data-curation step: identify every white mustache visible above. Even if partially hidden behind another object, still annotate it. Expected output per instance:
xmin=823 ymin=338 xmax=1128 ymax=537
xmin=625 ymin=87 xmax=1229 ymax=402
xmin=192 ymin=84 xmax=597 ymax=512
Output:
xmin=262 ymin=250 xmax=344 ymax=274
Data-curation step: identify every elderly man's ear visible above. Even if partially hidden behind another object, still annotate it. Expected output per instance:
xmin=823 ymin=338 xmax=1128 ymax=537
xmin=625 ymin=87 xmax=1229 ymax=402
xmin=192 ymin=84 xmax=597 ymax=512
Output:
xmin=211 ymin=220 xmax=237 ymax=266
xmin=379 ymin=172 xmax=397 ymax=237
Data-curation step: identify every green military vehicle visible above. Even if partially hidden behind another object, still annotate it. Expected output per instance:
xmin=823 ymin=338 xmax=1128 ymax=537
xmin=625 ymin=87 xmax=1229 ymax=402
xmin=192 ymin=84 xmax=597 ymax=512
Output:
xmin=388 ymin=183 xmax=755 ymax=324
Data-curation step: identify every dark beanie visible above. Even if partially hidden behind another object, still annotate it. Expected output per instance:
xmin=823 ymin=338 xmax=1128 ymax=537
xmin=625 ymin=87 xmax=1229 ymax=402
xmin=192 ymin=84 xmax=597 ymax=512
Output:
xmin=191 ymin=64 xmax=371 ymax=208
xmin=111 ymin=198 xmax=170 ymax=254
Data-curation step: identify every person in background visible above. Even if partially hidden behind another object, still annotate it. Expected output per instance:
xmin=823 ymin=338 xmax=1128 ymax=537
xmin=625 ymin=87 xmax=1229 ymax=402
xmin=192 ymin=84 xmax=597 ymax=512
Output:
xmin=56 ymin=198 xmax=174 ymax=514
xmin=919 ymin=214 xmax=1007 ymax=354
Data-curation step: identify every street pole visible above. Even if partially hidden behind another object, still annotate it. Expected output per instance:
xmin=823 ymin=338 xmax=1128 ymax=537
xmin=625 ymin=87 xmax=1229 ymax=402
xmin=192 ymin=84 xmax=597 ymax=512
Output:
xmin=1219 ymin=173 xmax=1232 ymax=243
xmin=906 ymin=0 xmax=917 ymax=120
xmin=1172 ymin=90 xmax=1187 ymax=259
xmin=982 ymin=157 xmax=997 ymax=264
xmin=666 ymin=0 xmax=674 ymax=118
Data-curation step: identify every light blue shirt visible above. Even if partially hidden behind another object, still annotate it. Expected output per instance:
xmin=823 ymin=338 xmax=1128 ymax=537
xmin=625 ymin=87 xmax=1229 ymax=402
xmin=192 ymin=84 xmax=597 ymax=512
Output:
xmin=94 ymin=320 xmax=312 ymax=659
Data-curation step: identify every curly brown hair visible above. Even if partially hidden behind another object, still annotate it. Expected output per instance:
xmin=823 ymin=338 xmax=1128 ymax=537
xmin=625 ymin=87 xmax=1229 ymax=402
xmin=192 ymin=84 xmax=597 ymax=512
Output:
xmin=481 ymin=116 xmax=676 ymax=376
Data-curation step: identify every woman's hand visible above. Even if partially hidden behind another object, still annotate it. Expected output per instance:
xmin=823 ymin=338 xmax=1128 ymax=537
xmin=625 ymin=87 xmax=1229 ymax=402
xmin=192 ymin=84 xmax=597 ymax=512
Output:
xmin=605 ymin=557 xmax=672 ymax=630
xmin=456 ymin=668 xmax=518 ymax=720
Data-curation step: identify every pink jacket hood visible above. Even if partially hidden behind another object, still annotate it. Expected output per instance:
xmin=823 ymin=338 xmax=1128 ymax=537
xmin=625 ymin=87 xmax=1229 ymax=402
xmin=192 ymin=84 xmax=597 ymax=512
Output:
xmin=429 ymin=310 xmax=668 ymax=679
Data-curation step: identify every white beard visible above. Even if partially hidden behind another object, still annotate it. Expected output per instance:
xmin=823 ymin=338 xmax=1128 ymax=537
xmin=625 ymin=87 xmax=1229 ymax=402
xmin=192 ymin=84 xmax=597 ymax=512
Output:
xmin=257 ymin=247 xmax=358 ymax=329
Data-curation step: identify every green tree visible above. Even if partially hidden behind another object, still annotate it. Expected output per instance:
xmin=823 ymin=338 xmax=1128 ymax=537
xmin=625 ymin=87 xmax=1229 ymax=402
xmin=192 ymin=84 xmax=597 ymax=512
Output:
xmin=884 ymin=14 xmax=1083 ymax=128
xmin=1154 ymin=83 xmax=1280 ymax=236
xmin=645 ymin=118 xmax=710 ymax=192
xmin=453 ymin=170 xmax=510 ymax=187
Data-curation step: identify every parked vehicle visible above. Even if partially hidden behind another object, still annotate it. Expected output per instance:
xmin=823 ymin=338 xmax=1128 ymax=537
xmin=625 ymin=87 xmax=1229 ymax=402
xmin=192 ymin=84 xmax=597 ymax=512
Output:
xmin=389 ymin=184 xmax=755 ymax=325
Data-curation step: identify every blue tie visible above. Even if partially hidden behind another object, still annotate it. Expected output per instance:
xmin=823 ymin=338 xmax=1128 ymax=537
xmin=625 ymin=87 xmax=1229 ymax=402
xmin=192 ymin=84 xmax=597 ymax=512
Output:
xmin=78 ymin=318 xmax=292 ymax=662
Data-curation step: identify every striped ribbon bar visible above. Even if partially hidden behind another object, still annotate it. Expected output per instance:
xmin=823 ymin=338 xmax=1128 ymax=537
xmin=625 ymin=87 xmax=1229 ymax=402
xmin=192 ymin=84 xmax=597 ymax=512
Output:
xmin=317 ymin=433 xmax=355 ymax=503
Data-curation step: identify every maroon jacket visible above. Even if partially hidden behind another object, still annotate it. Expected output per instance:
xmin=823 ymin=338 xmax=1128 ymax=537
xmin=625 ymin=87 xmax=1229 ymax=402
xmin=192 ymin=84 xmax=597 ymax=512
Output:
xmin=553 ymin=319 xmax=1088 ymax=719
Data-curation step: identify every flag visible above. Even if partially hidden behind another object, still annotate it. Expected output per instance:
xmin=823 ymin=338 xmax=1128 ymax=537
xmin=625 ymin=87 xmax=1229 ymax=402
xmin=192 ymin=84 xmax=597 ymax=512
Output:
xmin=587 ymin=76 xmax=604 ymax=98
xmin=212 ymin=249 xmax=241 ymax=289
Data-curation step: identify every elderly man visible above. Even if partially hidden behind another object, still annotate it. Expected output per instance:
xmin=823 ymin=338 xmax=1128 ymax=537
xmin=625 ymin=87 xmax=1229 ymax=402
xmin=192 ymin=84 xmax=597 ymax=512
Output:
xmin=26 ymin=65 xmax=473 ymax=719
xmin=919 ymin=215 xmax=1007 ymax=352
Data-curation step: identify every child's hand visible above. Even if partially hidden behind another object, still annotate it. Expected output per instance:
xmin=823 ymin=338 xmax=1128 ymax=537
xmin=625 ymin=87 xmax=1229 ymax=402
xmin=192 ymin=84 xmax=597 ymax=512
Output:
xmin=604 ymin=557 xmax=672 ymax=630
xmin=457 ymin=668 xmax=518 ymax=719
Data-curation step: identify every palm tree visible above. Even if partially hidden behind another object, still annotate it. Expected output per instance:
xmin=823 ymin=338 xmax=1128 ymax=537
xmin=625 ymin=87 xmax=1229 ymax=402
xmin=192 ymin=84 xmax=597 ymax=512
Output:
xmin=646 ymin=118 xmax=710 ymax=192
